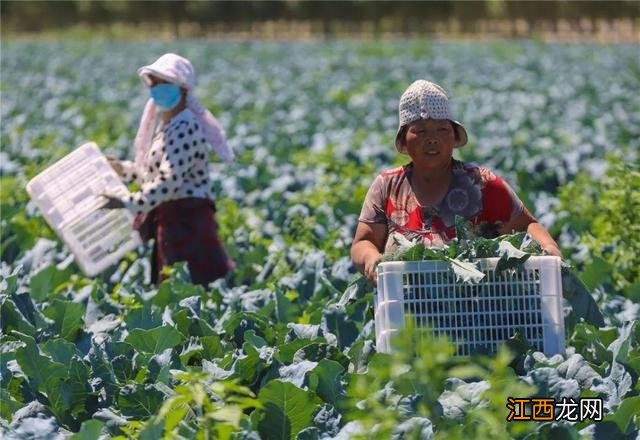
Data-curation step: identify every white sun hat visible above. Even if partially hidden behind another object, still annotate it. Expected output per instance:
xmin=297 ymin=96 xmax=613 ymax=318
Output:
xmin=395 ymin=80 xmax=468 ymax=153
xmin=132 ymin=53 xmax=234 ymax=164
xmin=137 ymin=53 xmax=195 ymax=90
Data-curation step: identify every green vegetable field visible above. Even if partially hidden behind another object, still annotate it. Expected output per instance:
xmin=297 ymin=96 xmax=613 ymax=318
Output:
xmin=1 ymin=40 xmax=639 ymax=439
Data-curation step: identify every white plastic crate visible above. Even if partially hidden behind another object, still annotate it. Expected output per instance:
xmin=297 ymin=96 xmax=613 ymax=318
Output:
xmin=26 ymin=142 xmax=141 ymax=277
xmin=375 ymin=256 xmax=565 ymax=356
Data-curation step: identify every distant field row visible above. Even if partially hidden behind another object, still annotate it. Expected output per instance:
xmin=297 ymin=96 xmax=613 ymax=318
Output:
xmin=2 ymin=18 xmax=639 ymax=43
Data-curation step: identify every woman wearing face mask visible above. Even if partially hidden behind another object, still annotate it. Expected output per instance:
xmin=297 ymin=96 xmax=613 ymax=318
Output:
xmin=102 ymin=53 xmax=235 ymax=286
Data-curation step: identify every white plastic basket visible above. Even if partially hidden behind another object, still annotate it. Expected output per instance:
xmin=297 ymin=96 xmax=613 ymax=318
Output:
xmin=26 ymin=142 xmax=141 ymax=277
xmin=375 ymin=256 xmax=565 ymax=356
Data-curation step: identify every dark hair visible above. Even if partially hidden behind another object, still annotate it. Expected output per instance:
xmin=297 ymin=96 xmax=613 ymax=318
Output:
xmin=398 ymin=125 xmax=408 ymax=147
xmin=450 ymin=121 xmax=460 ymax=141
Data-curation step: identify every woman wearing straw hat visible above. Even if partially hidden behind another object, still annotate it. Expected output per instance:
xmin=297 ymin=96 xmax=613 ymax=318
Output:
xmin=102 ymin=53 xmax=235 ymax=286
xmin=352 ymin=80 xmax=562 ymax=285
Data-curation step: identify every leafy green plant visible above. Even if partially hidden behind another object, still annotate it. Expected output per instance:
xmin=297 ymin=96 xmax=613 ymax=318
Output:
xmin=130 ymin=371 xmax=260 ymax=440
xmin=344 ymin=323 xmax=537 ymax=439
xmin=382 ymin=220 xmax=543 ymax=283
xmin=555 ymin=156 xmax=640 ymax=298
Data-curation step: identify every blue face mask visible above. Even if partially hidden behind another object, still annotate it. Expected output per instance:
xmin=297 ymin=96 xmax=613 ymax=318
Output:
xmin=150 ymin=83 xmax=182 ymax=111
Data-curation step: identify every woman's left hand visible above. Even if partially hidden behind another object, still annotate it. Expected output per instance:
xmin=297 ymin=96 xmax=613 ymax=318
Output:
xmin=542 ymin=244 xmax=563 ymax=259
xmin=100 ymin=193 xmax=125 ymax=210
xmin=512 ymin=218 xmax=564 ymax=259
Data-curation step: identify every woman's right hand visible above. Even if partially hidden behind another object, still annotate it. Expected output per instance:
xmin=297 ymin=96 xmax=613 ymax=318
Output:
xmin=351 ymin=222 xmax=387 ymax=287
xmin=364 ymin=252 xmax=382 ymax=286
xmin=106 ymin=155 xmax=124 ymax=176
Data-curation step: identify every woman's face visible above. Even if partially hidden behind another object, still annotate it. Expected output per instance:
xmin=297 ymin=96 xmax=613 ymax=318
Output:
xmin=404 ymin=118 xmax=456 ymax=170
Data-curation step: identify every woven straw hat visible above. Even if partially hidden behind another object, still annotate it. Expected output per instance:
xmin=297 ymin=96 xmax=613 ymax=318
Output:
xmin=395 ymin=80 xmax=468 ymax=153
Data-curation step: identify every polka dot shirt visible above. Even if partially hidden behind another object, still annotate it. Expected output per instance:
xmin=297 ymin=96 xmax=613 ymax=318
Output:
xmin=118 ymin=109 xmax=213 ymax=215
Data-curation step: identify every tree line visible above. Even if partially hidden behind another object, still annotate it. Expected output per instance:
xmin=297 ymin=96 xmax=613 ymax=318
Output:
xmin=2 ymin=1 xmax=638 ymax=35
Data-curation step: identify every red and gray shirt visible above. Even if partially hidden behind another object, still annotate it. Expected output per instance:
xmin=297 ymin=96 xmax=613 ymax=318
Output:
xmin=359 ymin=160 xmax=527 ymax=253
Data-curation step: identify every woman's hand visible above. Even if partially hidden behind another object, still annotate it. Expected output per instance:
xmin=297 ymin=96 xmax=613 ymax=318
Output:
xmin=364 ymin=252 xmax=383 ymax=286
xmin=541 ymin=244 xmax=563 ymax=258
xmin=502 ymin=213 xmax=564 ymax=260
xmin=100 ymin=193 xmax=125 ymax=210
xmin=351 ymin=222 xmax=387 ymax=287
xmin=106 ymin=155 xmax=124 ymax=176
xmin=526 ymin=222 xmax=564 ymax=259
